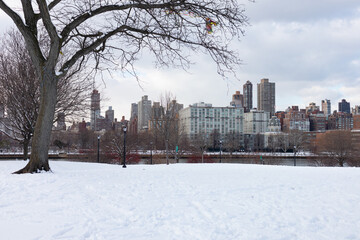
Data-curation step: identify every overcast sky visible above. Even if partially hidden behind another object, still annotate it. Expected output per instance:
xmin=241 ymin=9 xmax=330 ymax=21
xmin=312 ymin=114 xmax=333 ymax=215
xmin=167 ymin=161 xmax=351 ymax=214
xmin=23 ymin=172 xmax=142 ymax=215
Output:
xmin=1 ymin=0 xmax=360 ymax=120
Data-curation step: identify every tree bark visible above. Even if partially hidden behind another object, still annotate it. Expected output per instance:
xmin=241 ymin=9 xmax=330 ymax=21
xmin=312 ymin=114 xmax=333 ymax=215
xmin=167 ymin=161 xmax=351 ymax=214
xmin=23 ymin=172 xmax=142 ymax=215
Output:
xmin=165 ymin=139 xmax=169 ymax=165
xmin=23 ymin=138 xmax=30 ymax=160
xmin=14 ymin=70 xmax=58 ymax=173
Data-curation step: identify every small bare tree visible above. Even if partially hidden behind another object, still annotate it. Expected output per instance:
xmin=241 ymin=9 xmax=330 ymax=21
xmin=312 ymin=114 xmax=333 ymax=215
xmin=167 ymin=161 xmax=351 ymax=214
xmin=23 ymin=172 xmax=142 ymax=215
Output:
xmin=102 ymin=129 xmax=139 ymax=164
xmin=279 ymin=133 xmax=290 ymax=154
xmin=0 ymin=31 xmax=39 ymax=159
xmin=288 ymin=130 xmax=306 ymax=166
xmin=267 ymin=134 xmax=280 ymax=154
xmin=191 ymin=131 xmax=209 ymax=163
xmin=316 ymin=130 xmax=354 ymax=167
xmin=223 ymin=131 xmax=242 ymax=157
xmin=155 ymin=92 xmax=185 ymax=164
xmin=0 ymin=30 xmax=92 ymax=160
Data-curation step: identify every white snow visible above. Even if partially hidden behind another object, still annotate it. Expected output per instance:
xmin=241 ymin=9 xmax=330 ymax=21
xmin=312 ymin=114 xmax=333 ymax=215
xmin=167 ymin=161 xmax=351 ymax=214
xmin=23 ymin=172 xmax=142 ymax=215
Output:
xmin=1 ymin=161 xmax=360 ymax=240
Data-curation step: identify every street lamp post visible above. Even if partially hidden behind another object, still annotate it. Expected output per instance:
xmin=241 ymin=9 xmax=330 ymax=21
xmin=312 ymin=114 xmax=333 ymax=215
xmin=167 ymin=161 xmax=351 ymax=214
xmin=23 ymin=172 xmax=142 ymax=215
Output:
xmin=150 ymin=141 xmax=153 ymax=165
xmin=219 ymin=140 xmax=223 ymax=163
xmin=122 ymin=126 xmax=127 ymax=168
xmin=293 ymin=146 xmax=296 ymax=166
xmin=97 ymin=136 xmax=100 ymax=163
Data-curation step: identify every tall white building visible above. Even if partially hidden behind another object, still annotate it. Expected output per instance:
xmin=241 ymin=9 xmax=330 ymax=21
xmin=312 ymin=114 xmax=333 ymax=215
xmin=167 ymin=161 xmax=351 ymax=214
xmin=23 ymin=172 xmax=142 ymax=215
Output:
xmin=178 ymin=102 xmax=244 ymax=139
xmin=137 ymin=95 xmax=152 ymax=132
xmin=321 ymin=99 xmax=331 ymax=117
xmin=243 ymin=109 xmax=269 ymax=134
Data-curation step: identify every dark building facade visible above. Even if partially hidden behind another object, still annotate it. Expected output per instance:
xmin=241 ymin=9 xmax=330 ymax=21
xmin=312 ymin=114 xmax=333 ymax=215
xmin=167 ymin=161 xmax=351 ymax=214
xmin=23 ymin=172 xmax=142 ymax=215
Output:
xmin=328 ymin=111 xmax=353 ymax=130
xmin=243 ymin=80 xmax=253 ymax=112
xmin=90 ymin=90 xmax=100 ymax=130
xmin=338 ymin=99 xmax=350 ymax=114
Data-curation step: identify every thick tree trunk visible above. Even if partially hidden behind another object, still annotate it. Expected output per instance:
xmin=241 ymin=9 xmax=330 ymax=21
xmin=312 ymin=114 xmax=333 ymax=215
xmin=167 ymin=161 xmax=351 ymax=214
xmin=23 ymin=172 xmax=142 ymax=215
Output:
xmin=165 ymin=139 xmax=169 ymax=165
xmin=23 ymin=138 xmax=30 ymax=160
xmin=14 ymin=71 xmax=57 ymax=174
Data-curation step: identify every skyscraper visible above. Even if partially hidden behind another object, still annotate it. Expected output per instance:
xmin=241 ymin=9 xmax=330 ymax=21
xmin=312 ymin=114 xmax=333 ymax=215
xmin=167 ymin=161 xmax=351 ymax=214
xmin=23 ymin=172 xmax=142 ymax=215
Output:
xmin=130 ymin=103 xmax=138 ymax=120
xmin=105 ymin=106 xmax=114 ymax=123
xmin=137 ymin=95 xmax=152 ymax=131
xmin=321 ymin=99 xmax=331 ymax=117
xmin=257 ymin=78 xmax=275 ymax=117
xmin=338 ymin=99 xmax=350 ymax=114
xmin=90 ymin=89 xmax=100 ymax=130
xmin=230 ymin=91 xmax=243 ymax=108
xmin=243 ymin=80 xmax=253 ymax=112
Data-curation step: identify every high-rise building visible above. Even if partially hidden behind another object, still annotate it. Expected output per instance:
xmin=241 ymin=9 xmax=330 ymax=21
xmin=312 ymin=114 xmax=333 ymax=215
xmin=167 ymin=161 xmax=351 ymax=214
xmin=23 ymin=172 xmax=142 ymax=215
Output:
xmin=105 ymin=106 xmax=114 ymax=123
xmin=130 ymin=103 xmax=138 ymax=120
xmin=129 ymin=103 xmax=138 ymax=134
xmin=178 ymin=102 xmax=244 ymax=140
xmin=137 ymin=95 xmax=152 ymax=132
xmin=167 ymin=100 xmax=184 ymax=114
xmin=321 ymin=99 xmax=331 ymax=117
xmin=90 ymin=89 xmax=100 ymax=130
xmin=149 ymin=102 xmax=164 ymax=131
xmin=338 ymin=99 xmax=350 ymax=114
xmin=243 ymin=80 xmax=253 ymax=112
xmin=257 ymin=78 xmax=275 ymax=117
xmin=230 ymin=91 xmax=243 ymax=108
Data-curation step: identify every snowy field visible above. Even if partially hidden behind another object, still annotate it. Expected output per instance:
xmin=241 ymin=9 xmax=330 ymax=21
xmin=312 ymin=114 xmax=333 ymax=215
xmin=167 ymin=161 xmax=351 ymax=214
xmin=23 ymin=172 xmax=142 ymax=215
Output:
xmin=1 ymin=161 xmax=360 ymax=240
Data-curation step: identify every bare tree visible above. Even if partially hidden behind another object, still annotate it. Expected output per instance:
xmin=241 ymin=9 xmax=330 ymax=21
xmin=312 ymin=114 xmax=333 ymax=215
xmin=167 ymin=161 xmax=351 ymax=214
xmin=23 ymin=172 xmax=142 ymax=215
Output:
xmin=0 ymin=0 xmax=249 ymax=173
xmin=102 ymin=129 xmax=139 ymax=164
xmin=288 ymin=130 xmax=306 ymax=166
xmin=191 ymin=131 xmax=209 ymax=163
xmin=0 ymin=30 xmax=92 ymax=160
xmin=210 ymin=129 xmax=221 ymax=151
xmin=223 ymin=131 xmax=242 ymax=156
xmin=154 ymin=92 xmax=185 ymax=164
xmin=0 ymin=30 xmax=39 ymax=159
xmin=316 ymin=130 xmax=354 ymax=167
xmin=267 ymin=134 xmax=280 ymax=154
xmin=279 ymin=133 xmax=290 ymax=154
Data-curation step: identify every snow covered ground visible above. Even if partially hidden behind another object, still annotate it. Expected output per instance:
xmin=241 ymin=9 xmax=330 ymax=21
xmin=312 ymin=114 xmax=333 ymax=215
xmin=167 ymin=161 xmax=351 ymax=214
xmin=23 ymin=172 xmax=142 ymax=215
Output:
xmin=1 ymin=161 xmax=360 ymax=240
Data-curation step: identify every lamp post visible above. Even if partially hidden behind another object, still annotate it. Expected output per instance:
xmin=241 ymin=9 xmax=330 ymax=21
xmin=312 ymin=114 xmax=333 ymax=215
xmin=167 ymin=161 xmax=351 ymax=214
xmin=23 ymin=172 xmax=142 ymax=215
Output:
xmin=122 ymin=126 xmax=127 ymax=168
xmin=219 ymin=140 xmax=223 ymax=163
xmin=97 ymin=136 xmax=100 ymax=163
xmin=293 ymin=146 xmax=296 ymax=166
xmin=150 ymin=141 xmax=153 ymax=165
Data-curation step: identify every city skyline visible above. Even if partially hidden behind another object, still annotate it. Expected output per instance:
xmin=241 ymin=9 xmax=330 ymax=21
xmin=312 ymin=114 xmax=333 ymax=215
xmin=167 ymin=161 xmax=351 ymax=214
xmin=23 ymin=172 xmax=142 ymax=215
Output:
xmin=91 ymin=79 xmax=360 ymax=123
xmin=0 ymin=1 xmax=359 ymax=120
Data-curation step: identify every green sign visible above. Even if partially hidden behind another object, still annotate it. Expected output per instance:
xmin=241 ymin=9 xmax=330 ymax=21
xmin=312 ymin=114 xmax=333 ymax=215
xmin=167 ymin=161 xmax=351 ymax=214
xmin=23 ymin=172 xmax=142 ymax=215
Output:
xmin=176 ymin=146 xmax=179 ymax=152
